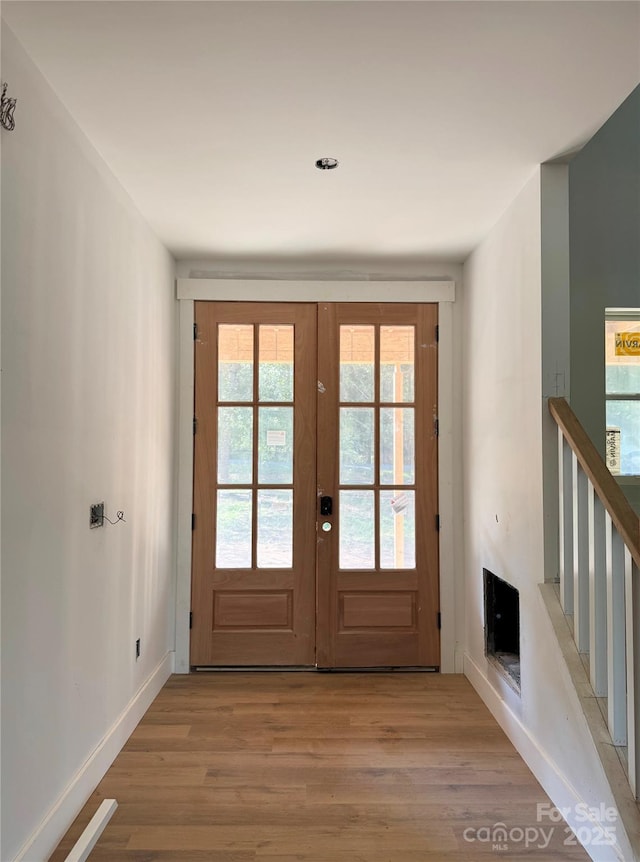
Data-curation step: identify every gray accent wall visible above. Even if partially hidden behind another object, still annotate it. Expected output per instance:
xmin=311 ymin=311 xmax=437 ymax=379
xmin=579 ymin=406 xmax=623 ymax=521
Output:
xmin=569 ymin=85 xmax=640 ymax=447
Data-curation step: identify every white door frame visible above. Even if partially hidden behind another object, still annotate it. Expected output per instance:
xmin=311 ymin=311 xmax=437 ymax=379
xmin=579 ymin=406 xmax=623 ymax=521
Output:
xmin=174 ymin=279 xmax=457 ymax=672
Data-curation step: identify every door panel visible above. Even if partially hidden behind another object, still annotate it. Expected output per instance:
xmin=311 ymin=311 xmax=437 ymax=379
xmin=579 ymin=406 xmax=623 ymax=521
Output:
xmin=191 ymin=302 xmax=317 ymax=666
xmin=316 ymin=303 xmax=439 ymax=668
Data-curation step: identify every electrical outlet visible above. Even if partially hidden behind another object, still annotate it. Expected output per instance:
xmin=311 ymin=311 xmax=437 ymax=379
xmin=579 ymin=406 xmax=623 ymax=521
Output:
xmin=90 ymin=502 xmax=104 ymax=529
xmin=135 ymin=638 xmax=141 ymax=660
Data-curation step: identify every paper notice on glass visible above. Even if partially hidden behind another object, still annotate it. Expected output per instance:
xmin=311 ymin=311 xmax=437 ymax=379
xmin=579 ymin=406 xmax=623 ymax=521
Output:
xmin=266 ymin=430 xmax=286 ymax=447
xmin=390 ymin=493 xmax=408 ymax=514
xmin=606 ymin=427 xmax=621 ymax=474
xmin=615 ymin=332 xmax=640 ymax=356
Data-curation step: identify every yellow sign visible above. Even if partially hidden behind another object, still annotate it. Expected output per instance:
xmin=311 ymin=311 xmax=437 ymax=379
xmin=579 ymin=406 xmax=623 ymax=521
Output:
xmin=615 ymin=332 xmax=640 ymax=356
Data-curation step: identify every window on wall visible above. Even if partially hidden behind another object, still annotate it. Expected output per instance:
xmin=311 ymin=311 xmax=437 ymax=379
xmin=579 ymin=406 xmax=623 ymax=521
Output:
xmin=605 ymin=310 xmax=640 ymax=477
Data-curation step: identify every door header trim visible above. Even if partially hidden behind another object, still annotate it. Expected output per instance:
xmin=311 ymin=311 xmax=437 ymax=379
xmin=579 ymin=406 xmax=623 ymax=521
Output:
xmin=177 ymin=278 xmax=455 ymax=303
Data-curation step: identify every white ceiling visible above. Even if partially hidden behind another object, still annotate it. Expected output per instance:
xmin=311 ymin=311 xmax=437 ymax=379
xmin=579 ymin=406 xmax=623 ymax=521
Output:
xmin=3 ymin=1 xmax=640 ymax=264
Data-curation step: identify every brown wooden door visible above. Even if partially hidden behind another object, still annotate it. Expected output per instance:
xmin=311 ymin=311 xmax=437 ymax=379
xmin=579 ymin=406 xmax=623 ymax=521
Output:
xmin=316 ymin=303 xmax=440 ymax=668
xmin=191 ymin=301 xmax=439 ymax=668
xmin=191 ymin=302 xmax=317 ymax=666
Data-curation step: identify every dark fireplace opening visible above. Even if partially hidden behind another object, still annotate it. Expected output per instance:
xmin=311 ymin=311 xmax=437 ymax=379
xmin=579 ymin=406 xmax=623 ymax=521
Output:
xmin=484 ymin=569 xmax=520 ymax=692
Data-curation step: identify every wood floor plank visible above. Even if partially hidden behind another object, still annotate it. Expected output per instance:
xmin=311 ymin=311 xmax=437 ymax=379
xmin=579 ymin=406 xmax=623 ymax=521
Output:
xmin=48 ymin=673 xmax=590 ymax=861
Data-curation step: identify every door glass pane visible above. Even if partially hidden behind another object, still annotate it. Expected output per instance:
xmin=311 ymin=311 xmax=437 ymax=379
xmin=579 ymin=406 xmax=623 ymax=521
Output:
xmin=218 ymin=407 xmax=253 ymax=483
xmin=380 ymin=326 xmax=415 ymax=402
xmin=340 ymin=408 xmax=375 ymax=485
xmin=606 ymin=365 xmax=640 ymax=395
xmin=606 ymin=318 xmax=640 ymax=475
xmin=339 ymin=491 xmax=375 ymax=569
xmin=380 ymin=408 xmax=415 ymax=485
xmin=216 ymin=490 xmax=252 ymax=568
xmin=258 ymin=407 xmax=293 ymax=484
xmin=257 ymin=490 xmax=293 ymax=568
xmin=259 ymin=325 xmax=294 ymax=402
xmin=340 ymin=325 xmax=375 ymax=402
xmin=380 ymin=490 xmax=416 ymax=569
xmin=607 ymin=401 xmax=640 ymax=475
xmin=218 ymin=325 xmax=253 ymax=402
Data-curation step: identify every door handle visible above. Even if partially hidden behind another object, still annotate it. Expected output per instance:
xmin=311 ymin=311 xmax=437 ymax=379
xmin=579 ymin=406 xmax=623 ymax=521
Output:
xmin=320 ymin=496 xmax=333 ymax=516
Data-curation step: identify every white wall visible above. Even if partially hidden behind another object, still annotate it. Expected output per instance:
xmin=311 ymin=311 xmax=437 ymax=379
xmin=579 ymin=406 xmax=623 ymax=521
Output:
xmin=540 ymin=165 xmax=571 ymax=583
xmin=1 ymin=17 xmax=4 ymax=861
xmin=1 ymin=25 xmax=177 ymax=861
xmin=462 ymin=169 xmax=631 ymax=860
xmin=462 ymin=170 xmax=544 ymax=710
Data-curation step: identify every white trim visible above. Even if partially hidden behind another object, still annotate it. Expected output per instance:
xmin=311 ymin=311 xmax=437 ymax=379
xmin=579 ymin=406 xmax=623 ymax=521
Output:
xmin=437 ymin=301 xmax=456 ymax=672
xmin=12 ymin=652 xmax=173 ymax=862
xmin=464 ymin=651 xmax=629 ymax=862
xmin=177 ymin=278 xmax=455 ymax=303
xmin=63 ymin=799 xmax=117 ymax=862
xmin=174 ymin=280 xmax=457 ymax=674
xmin=175 ymin=300 xmax=195 ymax=674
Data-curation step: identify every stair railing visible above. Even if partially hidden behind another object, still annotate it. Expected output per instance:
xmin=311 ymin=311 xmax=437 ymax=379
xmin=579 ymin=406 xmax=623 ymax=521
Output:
xmin=549 ymin=397 xmax=640 ymax=796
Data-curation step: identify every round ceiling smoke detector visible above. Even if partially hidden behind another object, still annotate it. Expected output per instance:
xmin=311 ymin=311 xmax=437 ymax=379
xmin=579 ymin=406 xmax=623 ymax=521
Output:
xmin=315 ymin=157 xmax=339 ymax=170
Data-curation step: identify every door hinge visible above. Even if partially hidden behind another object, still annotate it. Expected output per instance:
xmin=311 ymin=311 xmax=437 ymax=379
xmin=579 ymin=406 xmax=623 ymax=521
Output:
xmin=435 ymin=514 xmax=440 ymax=531
xmin=437 ymin=611 xmax=441 ymax=630
xmin=191 ymin=513 xmax=196 ymax=531
xmin=435 ymin=324 xmax=439 ymax=342
xmin=193 ymin=417 xmax=197 ymax=435
xmin=434 ymin=417 xmax=439 ymax=437
xmin=189 ymin=611 xmax=193 ymax=629
xmin=193 ymin=322 xmax=198 ymax=341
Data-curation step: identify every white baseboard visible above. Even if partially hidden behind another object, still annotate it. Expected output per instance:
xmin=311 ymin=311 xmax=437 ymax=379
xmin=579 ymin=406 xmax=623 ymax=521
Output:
xmin=464 ymin=652 xmax=630 ymax=862
xmin=13 ymin=651 xmax=174 ymax=862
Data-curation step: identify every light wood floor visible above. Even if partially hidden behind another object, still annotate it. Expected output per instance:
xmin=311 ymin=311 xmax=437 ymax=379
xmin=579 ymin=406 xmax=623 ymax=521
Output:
xmin=50 ymin=673 xmax=589 ymax=861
